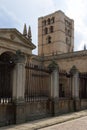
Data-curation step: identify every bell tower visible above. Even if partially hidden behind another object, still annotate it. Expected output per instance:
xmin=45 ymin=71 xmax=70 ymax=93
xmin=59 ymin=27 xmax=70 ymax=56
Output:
xmin=38 ymin=10 xmax=74 ymax=56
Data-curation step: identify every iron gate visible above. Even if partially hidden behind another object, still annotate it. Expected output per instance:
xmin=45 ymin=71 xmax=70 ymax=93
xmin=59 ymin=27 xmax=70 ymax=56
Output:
xmin=0 ymin=53 xmax=15 ymax=104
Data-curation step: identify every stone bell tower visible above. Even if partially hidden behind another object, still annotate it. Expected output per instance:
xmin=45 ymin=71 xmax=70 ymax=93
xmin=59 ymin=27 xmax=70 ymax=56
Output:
xmin=38 ymin=10 xmax=74 ymax=56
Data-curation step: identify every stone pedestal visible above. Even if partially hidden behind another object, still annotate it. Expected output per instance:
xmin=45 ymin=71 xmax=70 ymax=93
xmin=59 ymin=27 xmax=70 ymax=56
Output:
xmin=12 ymin=54 xmax=26 ymax=124
xmin=14 ymin=102 xmax=25 ymax=124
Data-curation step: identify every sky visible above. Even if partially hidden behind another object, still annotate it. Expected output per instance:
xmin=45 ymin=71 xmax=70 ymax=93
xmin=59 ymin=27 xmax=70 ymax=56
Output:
xmin=0 ymin=0 xmax=87 ymax=54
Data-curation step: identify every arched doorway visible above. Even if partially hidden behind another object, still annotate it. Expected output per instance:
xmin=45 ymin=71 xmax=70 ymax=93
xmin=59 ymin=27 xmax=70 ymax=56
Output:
xmin=0 ymin=52 xmax=15 ymax=103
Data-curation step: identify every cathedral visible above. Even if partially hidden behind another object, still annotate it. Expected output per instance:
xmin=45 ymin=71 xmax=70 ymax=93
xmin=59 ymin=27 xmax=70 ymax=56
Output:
xmin=0 ymin=10 xmax=87 ymax=126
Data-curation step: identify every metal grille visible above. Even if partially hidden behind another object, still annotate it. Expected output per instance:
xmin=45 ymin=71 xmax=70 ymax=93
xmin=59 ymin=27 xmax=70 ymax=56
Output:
xmin=25 ymin=63 xmax=50 ymax=102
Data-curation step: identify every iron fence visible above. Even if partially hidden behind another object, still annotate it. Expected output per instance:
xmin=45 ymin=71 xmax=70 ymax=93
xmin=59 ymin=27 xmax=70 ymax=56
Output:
xmin=79 ymin=73 xmax=87 ymax=99
xmin=25 ymin=63 xmax=51 ymax=102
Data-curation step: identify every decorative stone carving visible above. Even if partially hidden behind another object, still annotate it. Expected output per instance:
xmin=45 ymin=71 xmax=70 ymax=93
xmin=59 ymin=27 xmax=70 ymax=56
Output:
xmin=48 ymin=60 xmax=59 ymax=72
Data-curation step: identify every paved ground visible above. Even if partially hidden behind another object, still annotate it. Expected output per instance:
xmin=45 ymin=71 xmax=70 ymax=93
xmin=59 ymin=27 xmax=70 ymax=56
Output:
xmin=39 ymin=116 xmax=87 ymax=130
xmin=0 ymin=110 xmax=87 ymax=130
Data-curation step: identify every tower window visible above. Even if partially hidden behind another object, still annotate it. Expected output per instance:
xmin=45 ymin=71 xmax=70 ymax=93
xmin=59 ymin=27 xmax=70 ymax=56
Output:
xmin=51 ymin=17 xmax=55 ymax=23
xmin=46 ymin=36 xmax=51 ymax=43
xmin=43 ymin=20 xmax=46 ymax=26
xmin=44 ymin=27 xmax=48 ymax=34
xmin=65 ymin=28 xmax=67 ymax=35
xmin=66 ymin=37 xmax=68 ymax=44
xmin=47 ymin=18 xmax=50 ymax=25
xmin=50 ymin=26 xmax=53 ymax=33
xmin=68 ymin=30 xmax=71 ymax=36
xmin=66 ymin=37 xmax=70 ymax=45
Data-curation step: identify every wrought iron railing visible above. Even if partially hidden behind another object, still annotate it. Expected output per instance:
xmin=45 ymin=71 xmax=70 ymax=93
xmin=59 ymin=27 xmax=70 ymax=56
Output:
xmin=25 ymin=63 xmax=51 ymax=102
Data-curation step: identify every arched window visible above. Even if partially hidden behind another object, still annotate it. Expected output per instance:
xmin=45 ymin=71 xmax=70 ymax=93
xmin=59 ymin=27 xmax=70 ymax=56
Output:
xmin=50 ymin=26 xmax=53 ymax=33
xmin=51 ymin=17 xmax=55 ymax=23
xmin=44 ymin=27 xmax=48 ymax=34
xmin=66 ymin=37 xmax=68 ymax=44
xmin=43 ymin=20 xmax=46 ymax=26
xmin=65 ymin=28 xmax=67 ymax=35
xmin=68 ymin=30 xmax=71 ymax=36
xmin=47 ymin=18 xmax=50 ymax=25
xmin=46 ymin=36 xmax=51 ymax=43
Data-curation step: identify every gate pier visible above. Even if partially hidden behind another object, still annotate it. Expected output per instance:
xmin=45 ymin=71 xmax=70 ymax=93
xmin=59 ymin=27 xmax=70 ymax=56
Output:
xmin=12 ymin=54 xmax=26 ymax=124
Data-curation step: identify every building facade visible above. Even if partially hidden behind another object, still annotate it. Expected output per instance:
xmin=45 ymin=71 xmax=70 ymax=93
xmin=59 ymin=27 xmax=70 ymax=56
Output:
xmin=0 ymin=10 xmax=87 ymax=126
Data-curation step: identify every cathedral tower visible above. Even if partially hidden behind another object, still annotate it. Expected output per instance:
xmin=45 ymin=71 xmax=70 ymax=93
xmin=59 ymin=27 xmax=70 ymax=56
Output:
xmin=38 ymin=10 xmax=74 ymax=56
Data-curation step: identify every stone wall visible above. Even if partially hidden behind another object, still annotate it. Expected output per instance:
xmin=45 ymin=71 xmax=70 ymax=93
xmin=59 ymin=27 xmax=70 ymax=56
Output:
xmin=0 ymin=104 xmax=15 ymax=127
xmin=49 ymin=99 xmax=74 ymax=116
xmin=80 ymin=99 xmax=87 ymax=110
xmin=25 ymin=101 xmax=50 ymax=121
xmin=75 ymin=99 xmax=87 ymax=111
xmin=0 ymin=99 xmax=87 ymax=127
xmin=43 ymin=51 xmax=87 ymax=73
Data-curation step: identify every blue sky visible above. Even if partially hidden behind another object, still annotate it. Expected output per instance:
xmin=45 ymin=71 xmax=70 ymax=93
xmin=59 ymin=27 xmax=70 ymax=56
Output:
xmin=0 ymin=0 xmax=87 ymax=54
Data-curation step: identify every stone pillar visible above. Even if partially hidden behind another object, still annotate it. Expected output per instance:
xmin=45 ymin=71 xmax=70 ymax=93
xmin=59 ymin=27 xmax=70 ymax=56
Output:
xmin=12 ymin=54 xmax=26 ymax=124
xmin=72 ymin=72 xmax=79 ymax=99
xmin=50 ymin=68 xmax=59 ymax=116
xmin=70 ymin=66 xmax=80 ymax=111
xmin=70 ymin=66 xmax=79 ymax=99
xmin=50 ymin=68 xmax=59 ymax=99
xmin=48 ymin=61 xmax=59 ymax=116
